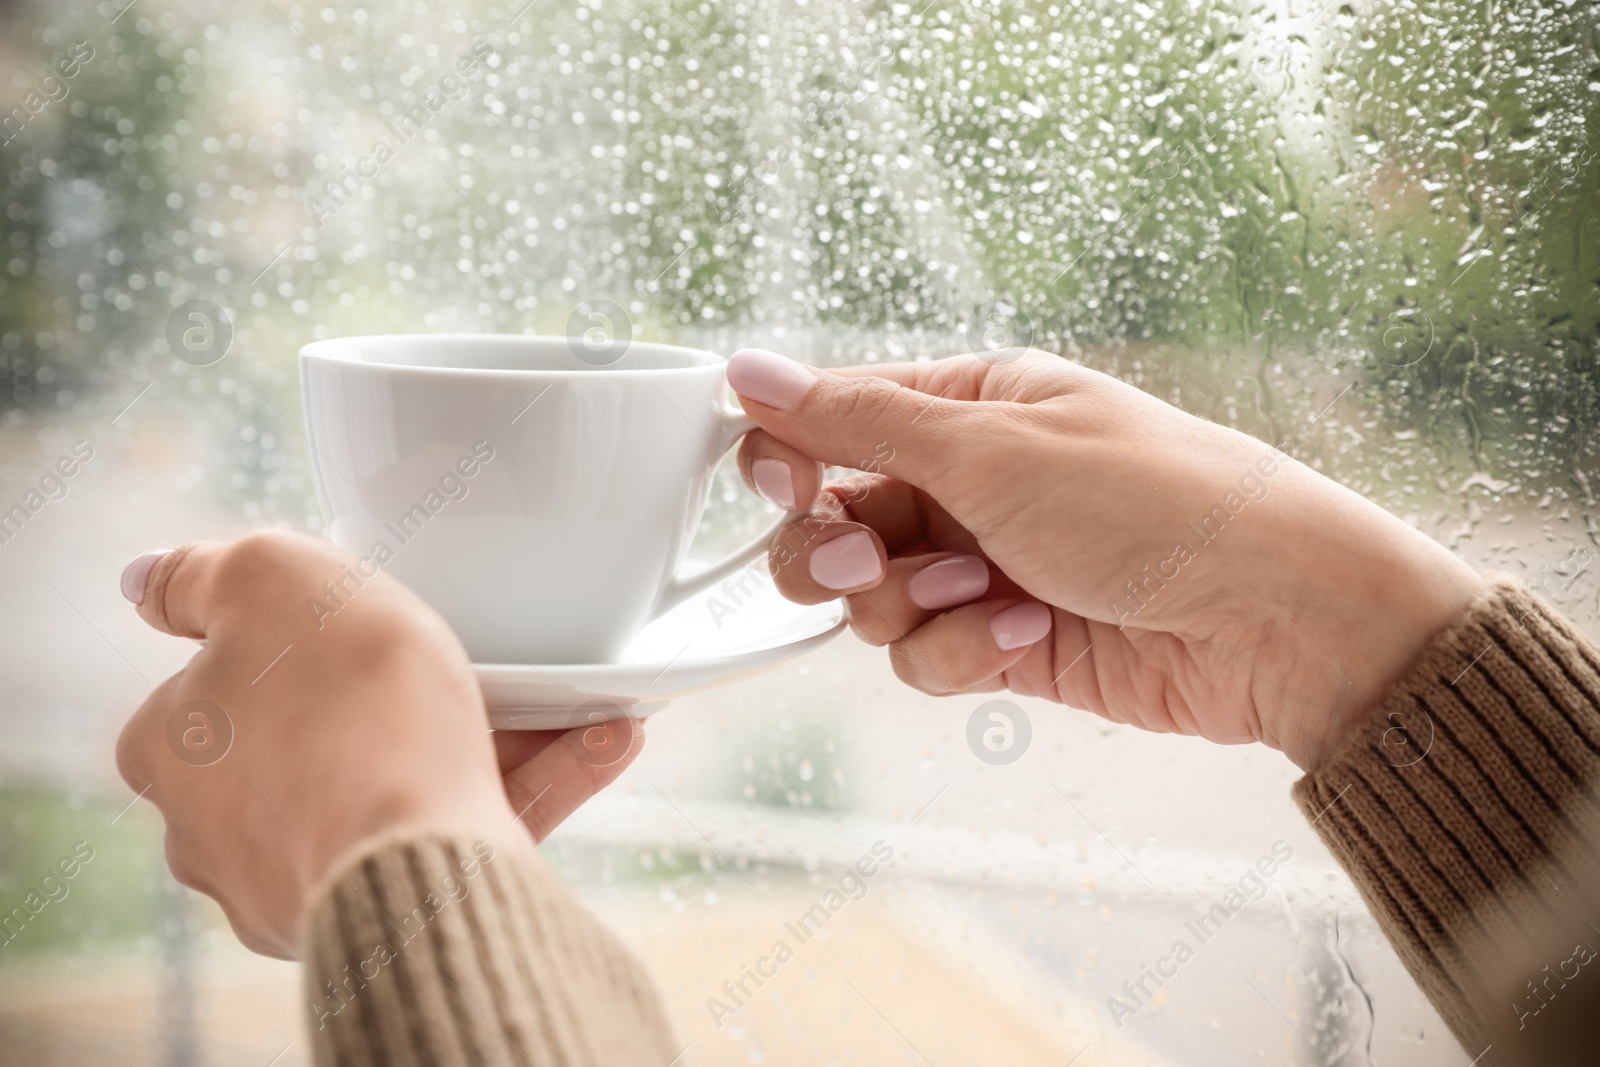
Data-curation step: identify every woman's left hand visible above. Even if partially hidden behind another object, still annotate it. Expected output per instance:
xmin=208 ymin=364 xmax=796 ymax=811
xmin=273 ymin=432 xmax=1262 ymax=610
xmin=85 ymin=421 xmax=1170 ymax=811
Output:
xmin=114 ymin=530 xmax=641 ymax=958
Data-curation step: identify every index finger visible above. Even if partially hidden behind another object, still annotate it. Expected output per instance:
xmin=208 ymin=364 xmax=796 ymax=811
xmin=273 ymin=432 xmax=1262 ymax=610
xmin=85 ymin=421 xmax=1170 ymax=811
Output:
xmin=830 ymin=350 xmax=1081 ymax=405
xmin=498 ymin=719 xmax=644 ymax=842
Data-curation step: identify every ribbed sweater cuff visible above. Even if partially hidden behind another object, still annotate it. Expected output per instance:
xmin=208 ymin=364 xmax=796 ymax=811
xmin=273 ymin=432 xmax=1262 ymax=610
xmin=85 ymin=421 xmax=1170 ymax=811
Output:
xmin=300 ymin=830 xmax=678 ymax=1067
xmin=1292 ymin=575 xmax=1600 ymax=1060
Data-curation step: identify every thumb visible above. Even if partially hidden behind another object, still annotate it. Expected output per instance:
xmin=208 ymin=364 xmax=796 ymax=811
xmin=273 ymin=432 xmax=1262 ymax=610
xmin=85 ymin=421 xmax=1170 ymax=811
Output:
xmin=120 ymin=541 xmax=225 ymax=639
xmin=726 ymin=348 xmax=975 ymax=485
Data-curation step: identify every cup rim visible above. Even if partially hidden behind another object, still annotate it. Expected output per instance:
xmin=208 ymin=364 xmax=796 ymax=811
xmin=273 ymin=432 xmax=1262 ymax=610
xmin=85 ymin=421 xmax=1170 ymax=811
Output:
xmin=298 ymin=333 xmax=726 ymax=377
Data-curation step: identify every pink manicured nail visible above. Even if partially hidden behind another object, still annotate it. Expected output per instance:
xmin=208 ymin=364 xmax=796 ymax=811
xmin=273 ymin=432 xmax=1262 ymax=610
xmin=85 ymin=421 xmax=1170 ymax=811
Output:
xmin=121 ymin=549 xmax=171 ymax=605
xmin=991 ymin=601 xmax=1052 ymax=651
xmin=727 ymin=349 xmax=817 ymax=411
xmin=809 ymin=531 xmax=882 ymax=590
xmin=908 ymin=555 xmax=990 ymax=610
xmin=751 ymin=457 xmax=796 ymax=510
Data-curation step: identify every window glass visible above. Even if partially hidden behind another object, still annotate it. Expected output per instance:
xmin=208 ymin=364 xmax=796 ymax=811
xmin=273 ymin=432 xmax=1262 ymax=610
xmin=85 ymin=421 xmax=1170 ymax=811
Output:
xmin=2 ymin=0 xmax=1594 ymax=1063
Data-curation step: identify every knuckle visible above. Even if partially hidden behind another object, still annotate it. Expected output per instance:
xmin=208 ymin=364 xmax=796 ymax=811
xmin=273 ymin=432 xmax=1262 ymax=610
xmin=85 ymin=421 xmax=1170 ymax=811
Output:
xmin=799 ymin=490 xmax=848 ymax=523
xmin=819 ymin=473 xmax=879 ymax=508
xmin=233 ymin=921 xmax=284 ymax=959
xmin=115 ymin=686 xmax=172 ymax=791
xmin=832 ymin=376 xmax=904 ymax=429
xmin=891 ymin=634 xmax=984 ymax=695
xmin=163 ymin=832 xmax=207 ymax=894
xmin=502 ymin=770 xmax=549 ymax=825
xmin=767 ymin=525 xmax=807 ymax=574
xmin=887 ymin=640 xmax=952 ymax=696
xmin=844 ymin=597 xmax=897 ymax=648
xmin=217 ymin=529 xmax=312 ymax=589
xmin=113 ymin=719 xmax=147 ymax=791
xmin=847 ymin=620 xmax=891 ymax=648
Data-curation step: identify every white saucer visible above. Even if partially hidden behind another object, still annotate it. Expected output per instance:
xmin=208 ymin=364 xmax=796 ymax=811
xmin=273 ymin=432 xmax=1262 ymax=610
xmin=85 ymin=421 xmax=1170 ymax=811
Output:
xmin=475 ymin=566 xmax=846 ymax=729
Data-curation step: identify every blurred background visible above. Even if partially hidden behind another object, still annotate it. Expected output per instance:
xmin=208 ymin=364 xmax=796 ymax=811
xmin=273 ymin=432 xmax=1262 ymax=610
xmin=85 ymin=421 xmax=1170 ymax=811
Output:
xmin=2 ymin=0 xmax=1597 ymax=1063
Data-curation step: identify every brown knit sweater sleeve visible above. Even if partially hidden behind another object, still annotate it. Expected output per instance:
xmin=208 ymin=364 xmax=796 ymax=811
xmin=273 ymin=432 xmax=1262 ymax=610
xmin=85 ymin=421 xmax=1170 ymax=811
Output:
xmin=1293 ymin=575 xmax=1600 ymax=1063
xmin=299 ymin=831 xmax=680 ymax=1067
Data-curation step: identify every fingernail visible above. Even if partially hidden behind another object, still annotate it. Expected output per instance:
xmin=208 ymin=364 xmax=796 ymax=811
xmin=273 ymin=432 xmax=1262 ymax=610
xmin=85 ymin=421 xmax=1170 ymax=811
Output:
xmin=727 ymin=348 xmax=817 ymax=411
xmin=751 ymin=457 xmax=796 ymax=510
xmin=991 ymin=601 xmax=1053 ymax=651
xmin=121 ymin=549 xmax=171 ymax=605
xmin=909 ymin=555 xmax=990 ymax=610
xmin=809 ymin=530 xmax=883 ymax=590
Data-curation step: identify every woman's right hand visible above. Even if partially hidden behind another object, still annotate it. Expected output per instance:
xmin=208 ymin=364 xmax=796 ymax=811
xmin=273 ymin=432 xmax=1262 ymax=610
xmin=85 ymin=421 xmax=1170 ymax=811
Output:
xmin=729 ymin=347 xmax=1485 ymax=772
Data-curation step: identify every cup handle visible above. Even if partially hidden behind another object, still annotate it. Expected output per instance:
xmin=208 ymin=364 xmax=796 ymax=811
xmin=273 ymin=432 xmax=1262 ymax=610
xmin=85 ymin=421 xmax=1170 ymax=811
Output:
xmin=651 ymin=403 xmax=799 ymax=617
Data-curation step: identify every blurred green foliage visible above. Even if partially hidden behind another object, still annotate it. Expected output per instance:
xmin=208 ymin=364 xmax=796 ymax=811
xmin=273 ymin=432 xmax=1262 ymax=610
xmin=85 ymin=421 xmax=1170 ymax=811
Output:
xmin=0 ymin=787 xmax=163 ymax=957
xmin=1 ymin=0 xmax=1597 ymax=480
xmin=732 ymin=716 xmax=852 ymax=812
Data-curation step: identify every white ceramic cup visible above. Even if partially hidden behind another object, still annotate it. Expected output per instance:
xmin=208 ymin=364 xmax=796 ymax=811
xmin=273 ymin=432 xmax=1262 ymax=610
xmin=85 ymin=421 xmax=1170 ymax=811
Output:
xmin=299 ymin=334 xmax=791 ymax=664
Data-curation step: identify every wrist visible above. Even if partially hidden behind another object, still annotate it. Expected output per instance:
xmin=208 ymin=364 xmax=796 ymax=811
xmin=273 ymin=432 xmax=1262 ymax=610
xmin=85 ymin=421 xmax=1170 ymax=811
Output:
xmin=295 ymin=785 xmax=521 ymax=926
xmin=1277 ymin=508 xmax=1484 ymax=773
xmin=1240 ymin=452 xmax=1486 ymax=772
